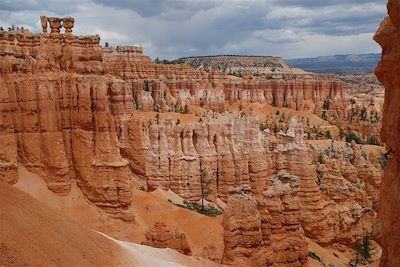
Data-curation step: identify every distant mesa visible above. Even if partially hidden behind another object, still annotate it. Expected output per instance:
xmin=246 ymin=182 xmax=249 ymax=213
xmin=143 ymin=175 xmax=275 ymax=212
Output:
xmin=173 ymin=55 xmax=306 ymax=76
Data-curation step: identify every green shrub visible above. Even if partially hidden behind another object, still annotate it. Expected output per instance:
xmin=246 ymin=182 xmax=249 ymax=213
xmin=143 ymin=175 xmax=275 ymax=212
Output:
xmin=143 ymin=80 xmax=150 ymax=92
xmin=325 ymin=130 xmax=332 ymax=139
xmin=351 ymin=234 xmax=372 ymax=266
xmin=368 ymin=136 xmax=380 ymax=146
xmin=345 ymin=132 xmax=363 ymax=144
xmin=175 ymin=200 xmax=223 ymax=217
xmin=379 ymin=151 xmax=390 ymax=169
xmin=155 ymin=112 xmax=160 ymax=124
xmin=359 ymin=106 xmax=368 ymax=121
xmin=322 ymin=99 xmax=331 ymax=110
xmin=308 ymin=251 xmax=323 ymax=264
xmin=182 ymin=104 xmax=189 ymax=114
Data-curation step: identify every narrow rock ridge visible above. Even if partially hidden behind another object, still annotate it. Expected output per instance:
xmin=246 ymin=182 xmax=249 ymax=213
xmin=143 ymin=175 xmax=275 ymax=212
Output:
xmin=374 ymin=1 xmax=400 ymax=265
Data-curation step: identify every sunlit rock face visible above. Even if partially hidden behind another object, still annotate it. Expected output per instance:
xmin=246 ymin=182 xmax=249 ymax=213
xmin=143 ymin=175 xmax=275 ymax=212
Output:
xmin=374 ymin=1 xmax=400 ymax=266
xmin=0 ymin=15 xmax=385 ymax=266
xmin=0 ymin=18 xmax=134 ymax=220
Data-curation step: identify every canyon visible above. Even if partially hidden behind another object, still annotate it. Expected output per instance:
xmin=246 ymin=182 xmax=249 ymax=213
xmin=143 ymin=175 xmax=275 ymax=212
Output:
xmin=0 ymin=13 xmax=393 ymax=267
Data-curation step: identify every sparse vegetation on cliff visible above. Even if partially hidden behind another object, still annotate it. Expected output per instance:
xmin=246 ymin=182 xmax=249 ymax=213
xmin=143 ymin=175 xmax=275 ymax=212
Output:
xmin=173 ymin=200 xmax=223 ymax=217
xmin=200 ymin=167 xmax=213 ymax=211
xmin=143 ymin=80 xmax=150 ymax=91
xmin=308 ymin=251 xmax=323 ymax=264
xmin=351 ymin=235 xmax=372 ymax=267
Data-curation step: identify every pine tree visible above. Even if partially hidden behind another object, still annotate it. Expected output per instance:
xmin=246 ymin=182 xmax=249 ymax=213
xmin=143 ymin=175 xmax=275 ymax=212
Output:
xmin=200 ymin=168 xmax=213 ymax=210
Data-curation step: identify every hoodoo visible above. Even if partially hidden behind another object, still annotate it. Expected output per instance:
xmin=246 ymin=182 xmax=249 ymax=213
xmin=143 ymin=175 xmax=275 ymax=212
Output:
xmin=0 ymin=14 xmax=387 ymax=267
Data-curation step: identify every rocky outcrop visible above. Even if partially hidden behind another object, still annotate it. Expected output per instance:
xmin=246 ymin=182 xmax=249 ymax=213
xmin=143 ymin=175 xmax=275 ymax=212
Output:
xmin=0 ymin=16 xmax=384 ymax=265
xmin=374 ymin=1 xmax=400 ymax=266
xmin=126 ymin=112 xmax=381 ymax=246
xmin=103 ymin=46 xmax=152 ymax=64
xmin=271 ymin=120 xmax=380 ymax=245
xmin=222 ymin=181 xmax=308 ymax=266
xmin=125 ymin=113 xmax=268 ymax=202
xmin=103 ymin=49 xmax=346 ymax=114
xmin=143 ymin=222 xmax=191 ymax=255
xmin=1 ymin=17 xmax=346 ymax=220
xmin=222 ymin=186 xmax=273 ymax=267
xmin=0 ymin=19 xmax=134 ymax=220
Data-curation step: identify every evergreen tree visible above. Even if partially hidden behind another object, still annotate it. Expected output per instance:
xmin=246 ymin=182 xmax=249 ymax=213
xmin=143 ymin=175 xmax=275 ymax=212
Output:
xmin=199 ymin=168 xmax=213 ymax=210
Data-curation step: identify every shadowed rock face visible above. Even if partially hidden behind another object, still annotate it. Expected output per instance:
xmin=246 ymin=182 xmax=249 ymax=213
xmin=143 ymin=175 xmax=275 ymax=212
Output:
xmin=374 ymin=1 xmax=400 ymax=266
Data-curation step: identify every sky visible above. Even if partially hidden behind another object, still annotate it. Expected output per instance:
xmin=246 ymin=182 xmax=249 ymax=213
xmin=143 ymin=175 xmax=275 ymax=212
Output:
xmin=0 ymin=0 xmax=387 ymax=59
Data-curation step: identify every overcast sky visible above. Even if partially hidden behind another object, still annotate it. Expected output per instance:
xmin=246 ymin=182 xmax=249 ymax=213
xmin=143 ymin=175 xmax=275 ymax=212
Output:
xmin=0 ymin=0 xmax=387 ymax=59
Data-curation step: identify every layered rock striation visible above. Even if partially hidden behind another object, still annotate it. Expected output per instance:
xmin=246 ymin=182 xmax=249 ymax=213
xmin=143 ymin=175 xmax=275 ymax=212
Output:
xmin=374 ymin=1 xmax=400 ymax=265
xmin=0 ymin=16 xmax=383 ymax=266
xmin=103 ymin=49 xmax=346 ymax=114
xmin=0 ymin=18 xmax=134 ymax=219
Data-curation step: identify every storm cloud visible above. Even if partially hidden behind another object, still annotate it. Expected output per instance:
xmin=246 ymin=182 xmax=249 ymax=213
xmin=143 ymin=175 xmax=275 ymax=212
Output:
xmin=0 ymin=0 xmax=387 ymax=59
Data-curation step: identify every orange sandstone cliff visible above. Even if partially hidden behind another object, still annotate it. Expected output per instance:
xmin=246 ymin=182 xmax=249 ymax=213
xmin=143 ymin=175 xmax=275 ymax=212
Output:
xmin=0 ymin=17 xmax=134 ymax=220
xmin=0 ymin=15 xmax=385 ymax=267
xmin=375 ymin=0 xmax=400 ymax=266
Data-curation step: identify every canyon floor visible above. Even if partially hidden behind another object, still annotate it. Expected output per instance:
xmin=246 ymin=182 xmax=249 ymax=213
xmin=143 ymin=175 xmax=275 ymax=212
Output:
xmin=2 ymin=162 xmax=383 ymax=266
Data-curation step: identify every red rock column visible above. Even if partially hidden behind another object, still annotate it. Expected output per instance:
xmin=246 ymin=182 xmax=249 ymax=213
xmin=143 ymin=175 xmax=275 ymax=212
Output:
xmin=374 ymin=1 xmax=400 ymax=265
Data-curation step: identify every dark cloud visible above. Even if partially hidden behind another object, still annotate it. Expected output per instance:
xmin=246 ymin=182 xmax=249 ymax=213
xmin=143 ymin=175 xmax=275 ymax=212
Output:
xmin=273 ymin=0 xmax=384 ymax=8
xmin=93 ymin=0 xmax=217 ymax=19
xmin=0 ymin=0 xmax=387 ymax=59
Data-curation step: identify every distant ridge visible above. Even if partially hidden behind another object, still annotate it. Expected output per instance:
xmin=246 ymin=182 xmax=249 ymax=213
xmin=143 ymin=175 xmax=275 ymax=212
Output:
xmin=173 ymin=55 xmax=305 ymax=75
xmin=287 ymin=53 xmax=381 ymax=74
xmin=176 ymin=54 xmax=281 ymax=59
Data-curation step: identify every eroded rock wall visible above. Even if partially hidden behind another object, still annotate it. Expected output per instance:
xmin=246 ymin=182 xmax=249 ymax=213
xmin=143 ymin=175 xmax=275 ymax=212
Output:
xmin=103 ymin=49 xmax=346 ymax=114
xmin=0 ymin=29 xmax=134 ymax=219
xmin=374 ymin=1 xmax=400 ymax=265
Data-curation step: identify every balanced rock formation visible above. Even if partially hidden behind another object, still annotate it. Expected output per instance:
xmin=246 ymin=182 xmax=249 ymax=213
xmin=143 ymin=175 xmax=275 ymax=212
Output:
xmin=374 ymin=1 xmax=400 ymax=265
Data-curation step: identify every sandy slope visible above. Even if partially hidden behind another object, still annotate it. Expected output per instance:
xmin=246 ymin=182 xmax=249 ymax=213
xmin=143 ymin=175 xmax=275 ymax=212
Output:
xmin=306 ymin=238 xmax=380 ymax=267
xmin=129 ymin=187 xmax=224 ymax=256
xmin=1 ymin=182 xmax=222 ymax=267
xmin=0 ymin=182 xmax=137 ymax=267
xmin=308 ymin=139 xmax=386 ymax=155
xmin=15 ymin=165 xmax=224 ymax=258
xmin=11 ymin=165 xmax=380 ymax=267
xmin=99 ymin=232 xmax=220 ymax=267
